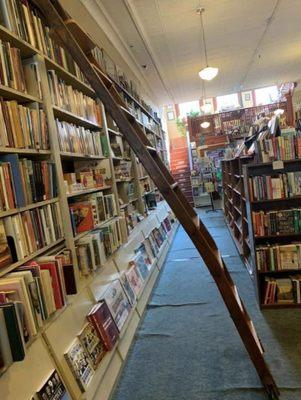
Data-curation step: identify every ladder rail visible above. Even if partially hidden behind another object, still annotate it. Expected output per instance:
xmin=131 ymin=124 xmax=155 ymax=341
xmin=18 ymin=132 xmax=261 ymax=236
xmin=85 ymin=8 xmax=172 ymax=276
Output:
xmin=32 ymin=1 xmax=280 ymax=398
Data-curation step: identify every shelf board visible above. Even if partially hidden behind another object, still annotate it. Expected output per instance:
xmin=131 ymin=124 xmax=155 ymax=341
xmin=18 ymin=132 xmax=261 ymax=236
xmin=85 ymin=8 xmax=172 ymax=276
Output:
xmin=60 ymin=152 xmax=106 ymax=160
xmin=0 ymin=24 xmax=38 ymax=57
xmin=259 ymin=268 xmax=301 ymax=275
xmin=115 ymin=178 xmax=133 ymax=183
xmin=251 ymin=195 xmax=301 ymax=204
xmin=52 ymin=106 xmax=101 ymax=130
xmin=0 ymin=84 xmax=42 ymax=103
xmin=45 ymin=56 xmax=95 ymax=97
xmin=67 ymin=185 xmax=112 ymax=198
xmin=255 ymin=233 xmax=301 ymax=240
xmin=0 ymin=147 xmax=51 ymax=155
xmin=0 ymin=198 xmax=59 ymax=218
xmin=139 ymin=175 xmax=149 ymax=180
xmin=261 ymin=303 xmax=301 ymax=309
xmin=74 ymin=216 xmax=119 ymax=241
xmin=107 ymin=127 xmax=122 ymax=136
xmin=0 ymin=238 xmax=65 ymax=278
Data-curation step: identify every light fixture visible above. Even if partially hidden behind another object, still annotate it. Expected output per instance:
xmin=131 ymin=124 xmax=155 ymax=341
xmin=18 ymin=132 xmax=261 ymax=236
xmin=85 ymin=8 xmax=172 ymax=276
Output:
xmin=199 ymin=67 xmax=218 ymax=81
xmin=197 ymin=7 xmax=218 ymax=81
xmin=201 ymin=103 xmax=212 ymax=114
xmin=201 ymin=121 xmax=210 ymax=129
xmin=274 ymin=108 xmax=284 ymax=116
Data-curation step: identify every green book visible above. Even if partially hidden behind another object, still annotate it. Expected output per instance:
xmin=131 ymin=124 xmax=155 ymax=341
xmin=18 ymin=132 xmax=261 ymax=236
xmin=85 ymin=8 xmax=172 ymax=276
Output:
xmin=100 ymin=134 xmax=110 ymax=157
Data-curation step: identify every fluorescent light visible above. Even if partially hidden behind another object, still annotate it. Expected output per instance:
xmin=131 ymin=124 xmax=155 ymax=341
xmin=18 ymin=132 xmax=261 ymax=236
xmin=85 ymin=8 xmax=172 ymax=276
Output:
xmin=199 ymin=66 xmax=219 ymax=81
xmin=274 ymin=108 xmax=284 ymax=116
xmin=200 ymin=121 xmax=210 ymax=129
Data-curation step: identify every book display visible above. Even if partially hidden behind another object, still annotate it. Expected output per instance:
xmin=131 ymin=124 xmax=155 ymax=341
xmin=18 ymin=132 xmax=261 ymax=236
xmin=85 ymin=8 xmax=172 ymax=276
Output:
xmin=244 ymin=159 xmax=301 ymax=308
xmin=0 ymin=2 xmax=177 ymax=400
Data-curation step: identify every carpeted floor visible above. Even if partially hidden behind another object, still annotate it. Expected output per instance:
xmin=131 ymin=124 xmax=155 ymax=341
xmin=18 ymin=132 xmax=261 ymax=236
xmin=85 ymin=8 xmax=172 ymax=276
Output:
xmin=111 ymin=210 xmax=301 ymax=400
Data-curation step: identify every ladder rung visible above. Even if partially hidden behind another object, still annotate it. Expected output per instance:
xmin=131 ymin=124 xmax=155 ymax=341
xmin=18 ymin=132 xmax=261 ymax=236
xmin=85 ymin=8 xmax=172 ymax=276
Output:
xmin=146 ymin=146 xmax=157 ymax=154
xmin=170 ymin=182 xmax=178 ymax=190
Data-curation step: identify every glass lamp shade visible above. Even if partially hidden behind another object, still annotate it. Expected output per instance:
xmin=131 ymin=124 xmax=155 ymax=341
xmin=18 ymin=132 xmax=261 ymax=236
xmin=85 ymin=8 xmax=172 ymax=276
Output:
xmin=200 ymin=121 xmax=210 ymax=129
xmin=198 ymin=66 xmax=219 ymax=81
xmin=274 ymin=108 xmax=284 ymax=116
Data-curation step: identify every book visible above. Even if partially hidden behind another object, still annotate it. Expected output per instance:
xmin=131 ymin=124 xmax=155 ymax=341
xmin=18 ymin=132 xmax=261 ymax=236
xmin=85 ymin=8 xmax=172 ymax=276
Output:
xmin=0 ymin=302 xmax=26 ymax=361
xmin=125 ymin=264 xmax=143 ymax=297
xmin=99 ymin=280 xmax=131 ymax=331
xmin=69 ymin=202 xmax=95 ymax=234
xmin=78 ymin=323 xmax=106 ymax=369
xmin=130 ymin=252 xmax=150 ymax=280
xmin=256 ymin=243 xmax=301 ymax=272
xmin=36 ymin=370 xmax=70 ymax=400
xmin=87 ymin=301 xmax=119 ymax=351
xmin=0 ymin=219 xmax=12 ymax=269
xmin=64 ymin=338 xmax=94 ymax=392
xmin=119 ymin=271 xmax=136 ymax=306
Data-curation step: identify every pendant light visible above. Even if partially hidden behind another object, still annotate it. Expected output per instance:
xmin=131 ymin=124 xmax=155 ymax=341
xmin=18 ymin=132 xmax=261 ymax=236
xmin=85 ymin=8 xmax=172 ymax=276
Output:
xmin=274 ymin=108 xmax=284 ymax=116
xmin=200 ymin=80 xmax=210 ymax=128
xmin=197 ymin=7 xmax=218 ymax=81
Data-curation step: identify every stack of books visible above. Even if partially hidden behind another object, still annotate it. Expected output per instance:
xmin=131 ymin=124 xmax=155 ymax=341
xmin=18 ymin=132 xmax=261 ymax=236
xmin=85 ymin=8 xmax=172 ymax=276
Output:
xmin=248 ymin=171 xmax=301 ymax=200
xmin=0 ymin=156 xmax=57 ymax=210
xmin=263 ymin=276 xmax=301 ymax=305
xmin=0 ymin=249 xmax=74 ymax=370
xmin=252 ymin=208 xmax=301 ymax=236
xmin=0 ymin=99 xmax=49 ymax=149
xmin=48 ymin=70 xmax=102 ymax=125
xmin=56 ymin=119 xmax=103 ymax=156
xmin=257 ymin=130 xmax=301 ymax=162
xmin=256 ymin=243 xmax=301 ymax=272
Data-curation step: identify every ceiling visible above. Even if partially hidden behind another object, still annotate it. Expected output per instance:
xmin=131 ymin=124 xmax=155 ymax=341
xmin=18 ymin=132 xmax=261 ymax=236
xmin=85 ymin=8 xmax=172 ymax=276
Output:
xmin=79 ymin=0 xmax=301 ymax=106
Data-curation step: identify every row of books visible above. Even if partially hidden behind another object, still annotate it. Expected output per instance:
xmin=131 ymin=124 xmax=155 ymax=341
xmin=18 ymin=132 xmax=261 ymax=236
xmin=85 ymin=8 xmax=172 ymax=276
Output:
xmin=252 ymin=209 xmax=301 ymax=237
xmin=256 ymin=243 xmax=301 ymax=272
xmin=0 ymin=155 xmax=57 ymax=210
xmin=248 ymin=171 xmax=301 ymax=201
xmin=56 ymin=119 xmax=105 ymax=157
xmin=114 ymin=161 xmax=132 ymax=180
xmin=69 ymin=193 xmax=117 ymax=236
xmin=0 ymin=250 xmax=76 ymax=372
xmin=65 ymin=220 xmax=174 ymax=391
xmin=0 ymin=39 xmax=26 ymax=92
xmin=63 ymin=159 xmax=111 ymax=195
xmin=0 ymin=202 xmax=63 ymax=267
xmin=263 ymin=276 xmax=301 ymax=305
xmin=0 ymin=99 xmax=49 ymax=150
xmin=48 ymin=70 xmax=102 ymax=126
xmin=257 ymin=131 xmax=301 ymax=163
xmin=0 ymin=0 xmax=87 ymax=85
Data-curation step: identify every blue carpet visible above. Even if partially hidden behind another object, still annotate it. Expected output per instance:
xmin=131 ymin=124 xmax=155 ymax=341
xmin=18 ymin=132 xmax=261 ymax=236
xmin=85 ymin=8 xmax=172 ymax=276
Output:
xmin=111 ymin=211 xmax=301 ymax=400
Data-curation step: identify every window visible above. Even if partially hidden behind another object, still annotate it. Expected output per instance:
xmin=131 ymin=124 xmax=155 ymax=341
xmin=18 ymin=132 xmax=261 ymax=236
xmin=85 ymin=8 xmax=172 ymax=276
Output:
xmin=167 ymin=111 xmax=175 ymax=120
xmin=179 ymin=101 xmax=200 ymax=118
xmin=216 ymin=93 xmax=240 ymax=112
xmin=255 ymin=86 xmax=279 ymax=106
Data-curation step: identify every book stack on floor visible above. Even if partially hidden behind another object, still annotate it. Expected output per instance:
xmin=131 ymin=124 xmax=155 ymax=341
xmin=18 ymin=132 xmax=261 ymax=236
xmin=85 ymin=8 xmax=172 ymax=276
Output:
xmin=0 ymin=3 xmax=175 ymax=400
xmin=244 ymin=155 xmax=301 ymax=308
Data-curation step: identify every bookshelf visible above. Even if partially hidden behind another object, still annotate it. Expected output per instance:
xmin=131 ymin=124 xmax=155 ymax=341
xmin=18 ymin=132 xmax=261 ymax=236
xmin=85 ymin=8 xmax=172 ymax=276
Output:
xmin=0 ymin=2 xmax=175 ymax=400
xmin=243 ymin=159 xmax=301 ymax=308
xmin=222 ymin=156 xmax=253 ymax=271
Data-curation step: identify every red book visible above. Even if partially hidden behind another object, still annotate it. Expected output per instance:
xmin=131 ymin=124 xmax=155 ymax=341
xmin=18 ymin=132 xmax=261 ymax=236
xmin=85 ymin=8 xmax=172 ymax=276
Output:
xmin=3 ymin=163 xmax=15 ymax=209
xmin=39 ymin=261 xmax=64 ymax=309
xmin=70 ymin=202 xmax=95 ymax=234
xmin=87 ymin=301 xmax=119 ymax=351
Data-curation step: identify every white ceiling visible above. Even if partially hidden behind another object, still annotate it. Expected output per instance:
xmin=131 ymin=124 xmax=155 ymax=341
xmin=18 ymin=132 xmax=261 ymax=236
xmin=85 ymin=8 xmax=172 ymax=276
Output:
xmin=79 ymin=0 xmax=301 ymax=105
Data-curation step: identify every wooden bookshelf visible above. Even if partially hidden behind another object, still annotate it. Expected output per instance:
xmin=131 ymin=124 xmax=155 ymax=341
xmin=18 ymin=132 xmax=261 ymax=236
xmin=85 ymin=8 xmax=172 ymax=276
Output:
xmin=243 ymin=159 xmax=301 ymax=308
xmin=222 ymin=156 xmax=253 ymax=271
xmin=0 ymin=4 xmax=173 ymax=400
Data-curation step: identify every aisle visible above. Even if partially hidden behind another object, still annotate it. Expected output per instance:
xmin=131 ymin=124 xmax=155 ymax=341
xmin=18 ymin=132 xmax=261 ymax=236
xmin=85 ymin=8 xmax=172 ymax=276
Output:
xmin=111 ymin=211 xmax=301 ymax=400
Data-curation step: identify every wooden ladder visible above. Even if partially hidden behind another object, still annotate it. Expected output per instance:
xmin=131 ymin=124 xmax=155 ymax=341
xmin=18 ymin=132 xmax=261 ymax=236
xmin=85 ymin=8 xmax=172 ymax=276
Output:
xmin=34 ymin=1 xmax=280 ymax=398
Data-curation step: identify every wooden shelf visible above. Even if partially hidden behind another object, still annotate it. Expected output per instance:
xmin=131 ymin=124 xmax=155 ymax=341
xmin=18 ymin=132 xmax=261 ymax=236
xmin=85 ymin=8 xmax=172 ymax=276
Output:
xmin=0 ymin=238 xmax=65 ymax=278
xmin=74 ymin=216 xmax=118 ymax=241
xmin=261 ymin=303 xmax=301 ymax=309
xmin=67 ymin=185 xmax=112 ymax=198
xmin=53 ymin=105 xmax=101 ymax=130
xmin=0 ymin=84 xmax=42 ymax=103
xmin=255 ymin=233 xmax=301 ymax=240
xmin=0 ymin=147 xmax=51 ymax=155
xmin=108 ymin=127 xmax=122 ymax=136
xmin=60 ymin=152 xmax=106 ymax=160
xmin=259 ymin=269 xmax=301 ymax=275
xmin=0 ymin=198 xmax=59 ymax=218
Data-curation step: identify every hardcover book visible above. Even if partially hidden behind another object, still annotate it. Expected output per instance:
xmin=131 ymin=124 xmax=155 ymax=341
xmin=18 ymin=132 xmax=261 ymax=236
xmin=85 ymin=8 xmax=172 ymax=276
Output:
xmin=64 ymin=338 xmax=94 ymax=392
xmin=78 ymin=323 xmax=106 ymax=369
xmin=36 ymin=370 xmax=70 ymax=400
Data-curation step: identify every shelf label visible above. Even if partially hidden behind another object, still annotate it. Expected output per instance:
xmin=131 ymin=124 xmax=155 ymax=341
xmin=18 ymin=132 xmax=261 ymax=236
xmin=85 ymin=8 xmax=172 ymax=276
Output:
xmin=272 ymin=160 xmax=284 ymax=170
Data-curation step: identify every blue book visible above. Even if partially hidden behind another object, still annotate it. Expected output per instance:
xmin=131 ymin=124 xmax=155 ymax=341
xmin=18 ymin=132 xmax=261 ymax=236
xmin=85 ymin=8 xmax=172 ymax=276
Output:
xmin=0 ymin=154 xmax=26 ymax=208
